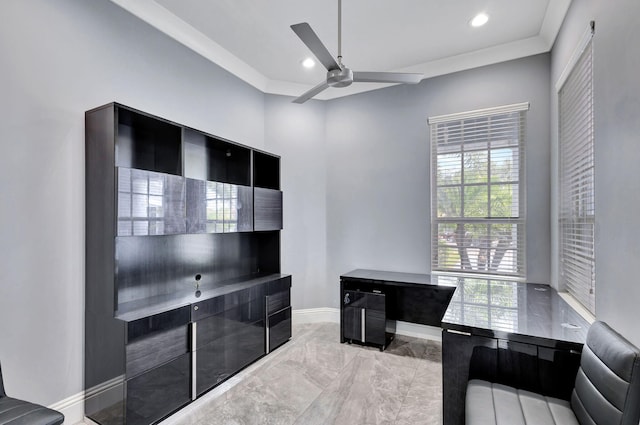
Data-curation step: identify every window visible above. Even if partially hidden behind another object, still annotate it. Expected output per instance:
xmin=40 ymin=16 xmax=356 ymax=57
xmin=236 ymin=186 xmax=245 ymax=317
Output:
xmin=557 ymin=23 xmax=595 ymax=313
xmin=429 ymin=103 xmax=528 ymax=278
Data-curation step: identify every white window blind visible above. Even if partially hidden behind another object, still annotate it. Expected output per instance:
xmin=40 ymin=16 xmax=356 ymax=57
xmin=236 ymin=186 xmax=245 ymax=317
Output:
xmin=558 ymin=24 xmax=595 ymax=313
xmin=429 ymin=103 xmax=528 ymax=278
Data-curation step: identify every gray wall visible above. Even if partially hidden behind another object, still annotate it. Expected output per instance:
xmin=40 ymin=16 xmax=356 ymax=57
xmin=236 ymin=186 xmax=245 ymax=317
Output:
xmin=324 ymin=54 xmax=552 ymax=308
xmin=0 ymin=0 xmax=264 ymax=409
xmin=264 ymin=96 xmax=329 ymax=309
xmin=551 ymin=0 xmax=640 ymax=346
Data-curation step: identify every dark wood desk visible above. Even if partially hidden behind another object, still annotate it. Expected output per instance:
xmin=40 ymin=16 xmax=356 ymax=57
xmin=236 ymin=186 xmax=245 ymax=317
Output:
xmin=440 ymin=277 xmax=591 ymax=425
xmin=340 ymin=270 xmax=456 ymax=348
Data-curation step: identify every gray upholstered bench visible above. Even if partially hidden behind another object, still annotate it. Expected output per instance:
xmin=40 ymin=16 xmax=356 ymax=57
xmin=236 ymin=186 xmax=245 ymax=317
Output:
xmin=0 ymin=363 xmax=64 ymax=425
xmin=465 ymin=321 xmax=640 ymax=425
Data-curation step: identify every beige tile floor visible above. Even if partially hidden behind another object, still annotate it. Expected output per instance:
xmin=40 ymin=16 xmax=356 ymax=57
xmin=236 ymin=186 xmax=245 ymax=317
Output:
xmin=165 ymin=322 xmax=443 ymax=425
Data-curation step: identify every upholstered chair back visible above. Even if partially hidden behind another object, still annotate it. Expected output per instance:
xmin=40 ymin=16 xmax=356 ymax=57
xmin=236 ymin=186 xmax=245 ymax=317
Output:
xmin=571 ymin=321 xmax=640 ymax=425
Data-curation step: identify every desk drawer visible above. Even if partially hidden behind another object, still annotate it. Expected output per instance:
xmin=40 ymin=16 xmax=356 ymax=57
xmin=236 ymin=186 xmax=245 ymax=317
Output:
xmin=126 ymin=325 xmax=189 ymax=378
xmin=266 ymin=290 xmax=290 ymax=315
xmin=126 ymin=306 xmax=191 ymax=343
xmin=268 ymin=306 xmax=291 ymax=352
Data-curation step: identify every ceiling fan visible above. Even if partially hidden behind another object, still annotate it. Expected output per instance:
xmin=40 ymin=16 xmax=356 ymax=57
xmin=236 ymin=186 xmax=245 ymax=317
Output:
xmin=290 ymin=0 xmax=423 ymax=104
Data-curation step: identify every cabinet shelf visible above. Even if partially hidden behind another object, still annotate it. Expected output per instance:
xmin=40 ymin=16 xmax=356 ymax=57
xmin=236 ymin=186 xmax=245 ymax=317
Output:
xmin=183 ymin=129 xmax=250 ymax=186
xmin=253 ymin=151 xmax=280 ymax=190
xmin=116 ymin=106 xmax=182 ymax=176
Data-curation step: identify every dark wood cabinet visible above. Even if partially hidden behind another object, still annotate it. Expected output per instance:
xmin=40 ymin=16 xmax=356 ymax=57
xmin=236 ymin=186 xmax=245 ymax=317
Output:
xmin=85 ymin=103 xmax=289 ymax=425
xmin=341 ymin=289 xmax=391 ymax=350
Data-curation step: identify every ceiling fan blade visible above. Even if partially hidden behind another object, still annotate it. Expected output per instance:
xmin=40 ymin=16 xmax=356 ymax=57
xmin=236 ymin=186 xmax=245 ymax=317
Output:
xmin=293 ymin=81 xmax=330 ymax=104
xmin=291 ymin=23 xmax=341 ymax=71
xmin=353 ymin=71 xmax=423 ymax=84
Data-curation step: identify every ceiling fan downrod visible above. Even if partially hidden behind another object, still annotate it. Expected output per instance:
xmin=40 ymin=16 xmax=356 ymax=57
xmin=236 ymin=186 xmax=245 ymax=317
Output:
xmin=337 ymin=0 xmax=343 ymax=67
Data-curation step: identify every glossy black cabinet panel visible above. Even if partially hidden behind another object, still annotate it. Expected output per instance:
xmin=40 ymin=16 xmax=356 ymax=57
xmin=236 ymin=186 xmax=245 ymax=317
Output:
xmin=341 ymin=290 xmax=389 ymax=349
xmin=196 ymin=318 xmax=265 ymax=395
xmin=365 ymin=310 xmax=386 ymax=346
xmin=126 ymin=326 xmax=189 ymax=379
xmin=115 ymin=233 xmax=263 ymax=306
xmin=117 ymin=168 xmax=186 ymax=236
xmin=442 ymin=330 xmax=498 ymax=425
xmin=126 ymin=306 xmax=191 ymax=342
xmin=186 ymin=179 xmax=253 ymax=234
xmin=268 ymin=307 xmax=291 ymax=352
xmin=126 ymin=353 xmax=190 ymax=425
xmin=266 ymin=275 xmax=292 ymax=295
xmin=496 ymin=340 xmax=538 ymax=392
xmin=538 ymin=347 xmax=581 ymax=400
xmin=342 ymin=306 xmax=362 ymax=342
xmin=266 ymin=290 xmax=290 ymax=315
xmin=254 ymin=188 xmax=283 ymax=231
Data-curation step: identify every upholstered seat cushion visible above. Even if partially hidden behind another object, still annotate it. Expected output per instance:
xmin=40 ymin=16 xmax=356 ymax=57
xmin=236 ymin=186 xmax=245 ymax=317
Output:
xmin=466 ymin=379 xmax=579 ymax=425
xmin=0 ymin=396 xmax=64 ymax=425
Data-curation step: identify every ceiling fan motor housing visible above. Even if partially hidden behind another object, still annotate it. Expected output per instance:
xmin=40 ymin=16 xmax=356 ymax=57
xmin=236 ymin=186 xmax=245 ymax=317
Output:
xmin=327 ymin=67 xmax=353 ymax=87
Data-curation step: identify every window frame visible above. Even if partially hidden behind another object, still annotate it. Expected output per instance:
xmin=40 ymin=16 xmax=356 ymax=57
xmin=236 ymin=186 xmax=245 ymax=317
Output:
xmin=556 ymin=23 xmax=596 ymax=314
xmin=428 ymin=103 xmax=529 ymax=279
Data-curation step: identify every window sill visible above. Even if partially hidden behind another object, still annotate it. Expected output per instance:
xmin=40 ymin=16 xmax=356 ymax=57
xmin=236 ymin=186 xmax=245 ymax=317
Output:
xmin=558 ymin=291 xmax=596 ymax=325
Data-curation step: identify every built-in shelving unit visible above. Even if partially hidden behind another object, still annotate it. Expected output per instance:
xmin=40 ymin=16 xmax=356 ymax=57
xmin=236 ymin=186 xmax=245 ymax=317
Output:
xmin=85 ymin=103 xmax=290 ymax=425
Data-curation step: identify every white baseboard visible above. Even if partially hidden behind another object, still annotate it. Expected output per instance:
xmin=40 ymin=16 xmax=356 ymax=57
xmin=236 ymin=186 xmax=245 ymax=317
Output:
xmin=292 ymin=308 xmax=442 ymax=342
xmin=47 ymin=388 xmax=86 ymax=424
xmin=292 ymin=307 xmax=340 ymax=324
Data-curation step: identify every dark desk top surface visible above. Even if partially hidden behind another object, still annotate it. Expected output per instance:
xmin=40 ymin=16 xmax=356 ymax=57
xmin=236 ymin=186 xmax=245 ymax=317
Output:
xmin=440 ymin=276 xmax=591 ymax=347
xmin=340 ymin=269 xmax=590 ymax=347
xmin=341 ymin=269 xmax=452 ymax=287
xmin=116 ymin=273 xmax=290 ymax=322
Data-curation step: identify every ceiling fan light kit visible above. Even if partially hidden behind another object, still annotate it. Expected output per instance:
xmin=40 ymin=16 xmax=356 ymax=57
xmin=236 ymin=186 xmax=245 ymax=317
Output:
xmin=290 ymin=0 xmax=423 ymax=103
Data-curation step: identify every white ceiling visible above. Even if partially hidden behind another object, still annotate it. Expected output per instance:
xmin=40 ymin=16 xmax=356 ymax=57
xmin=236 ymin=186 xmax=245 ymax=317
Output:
xmin=109 ymin=0 xmax=571 ymax=101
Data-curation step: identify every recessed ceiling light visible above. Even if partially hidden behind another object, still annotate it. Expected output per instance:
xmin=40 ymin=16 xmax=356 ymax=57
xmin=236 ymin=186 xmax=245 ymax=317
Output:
xmin=471 ymin=13 xmax=489 ymax=27
xmin=301 ymin=57 xmax=316 ymax=68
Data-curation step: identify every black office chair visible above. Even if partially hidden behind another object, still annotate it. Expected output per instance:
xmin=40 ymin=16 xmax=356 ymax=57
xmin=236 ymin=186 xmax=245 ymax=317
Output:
xmin=0 ymin=362 xmax=64 ymax=425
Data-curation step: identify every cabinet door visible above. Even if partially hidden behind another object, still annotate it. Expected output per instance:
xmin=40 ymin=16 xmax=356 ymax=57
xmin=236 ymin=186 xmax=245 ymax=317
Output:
xmin=254 ymin=188 xmax=283 ymax=231
xmin=538 ymin=346 xmax=581 ymax=400
xmin=125 ymin=307 xmax=191 ymax=379
xmin=497 ymin=340 xmax=538 ymax=393
xmin=365 ymin=310 xmax=386 ymax=346
xmin=342 ymin=306 xmax=362 ymax=342
xmin=196 ymin=299 xmax=266 ymax=395
xmin=117 ymin=168 xmax=186 ymax=236
xmin=126 ymin=353 xmax=191 ymax=425
xmin=442 ymin=330 xmax=497 ymax=425
xmin=186 ymin=180 xmax=253 ymax=234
